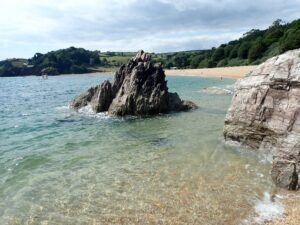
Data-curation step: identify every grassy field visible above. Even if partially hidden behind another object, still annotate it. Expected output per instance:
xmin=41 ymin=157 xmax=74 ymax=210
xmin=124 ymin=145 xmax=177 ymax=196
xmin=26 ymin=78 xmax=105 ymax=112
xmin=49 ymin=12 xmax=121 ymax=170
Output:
xmin=99 ymin=52 xmax=168 ymax=67
xmin=99 ymin=52 xmax=135 ymax=67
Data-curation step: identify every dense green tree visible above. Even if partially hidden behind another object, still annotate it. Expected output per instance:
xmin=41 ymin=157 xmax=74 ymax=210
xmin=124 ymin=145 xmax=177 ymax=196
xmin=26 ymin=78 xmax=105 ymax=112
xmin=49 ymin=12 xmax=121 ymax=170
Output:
xmin=198 ymin=59 xmax=209 ymax=68
xmin=207 ymin=60 xmax=217 ymax=68
xmin=165 ymin=62 xmax=174 ymax=68
xmin=190 ymin=55 xmax=204 ymax=68
xmin=212 ymin=47 xmax=225 ymax=62
xmin=242 ymin=29 xmax=264 ymax=42
xmin=217 ymin=59 xmax=228 ymax=67
xmin=238 ymin=42 xmax=251 ymax=59
xmin=224 ymin=45 xmax=234 ymax=57
xmin=173 ymin=53 xmax=189 ymax=68
xmin=1 ymin=47 xmax=102 ymax=76
xmin=228 ymin=45 xmax=239 ymax=59
xmin=280 ymin=28 xmax=300 ymax=52
xmin=248 ymin=41 xmax=265 ymax=62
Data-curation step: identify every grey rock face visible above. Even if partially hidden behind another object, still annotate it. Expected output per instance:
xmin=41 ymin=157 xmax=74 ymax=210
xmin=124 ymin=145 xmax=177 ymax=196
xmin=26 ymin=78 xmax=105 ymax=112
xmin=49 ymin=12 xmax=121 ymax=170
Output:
xmin=71 ymin=50 xmax=197 ymax=116
xmin=224 ymin=49 xmax=300 ymax=190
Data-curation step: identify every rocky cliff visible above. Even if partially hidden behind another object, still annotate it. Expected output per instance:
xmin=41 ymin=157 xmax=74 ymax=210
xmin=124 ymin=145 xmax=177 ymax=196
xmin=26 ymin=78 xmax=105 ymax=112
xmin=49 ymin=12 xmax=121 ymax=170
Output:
xmin=224 ymin=49 xmax=300 ymax=190
xmin=71 ymin=50 xmax=197 ymax=116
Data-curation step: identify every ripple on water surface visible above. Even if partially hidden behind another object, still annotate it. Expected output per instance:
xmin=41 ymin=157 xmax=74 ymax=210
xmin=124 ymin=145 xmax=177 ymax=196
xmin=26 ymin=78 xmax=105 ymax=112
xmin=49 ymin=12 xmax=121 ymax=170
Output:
xmin=0 ymin=75 xmax=284 ymax=224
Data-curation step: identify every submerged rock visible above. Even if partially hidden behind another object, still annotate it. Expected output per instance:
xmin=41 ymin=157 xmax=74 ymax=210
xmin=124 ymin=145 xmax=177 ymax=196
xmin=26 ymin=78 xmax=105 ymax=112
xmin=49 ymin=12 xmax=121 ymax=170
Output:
xmin=224 ymin=49 xmax=300 ymax=190
xmin=71 ymin=50 xmax=197 ymax=116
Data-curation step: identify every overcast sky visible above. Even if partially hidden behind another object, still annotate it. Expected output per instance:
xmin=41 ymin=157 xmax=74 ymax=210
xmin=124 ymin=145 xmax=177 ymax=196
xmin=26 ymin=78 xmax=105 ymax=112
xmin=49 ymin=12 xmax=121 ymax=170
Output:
xmin=0 ymin=0 xmax=299 ymax=59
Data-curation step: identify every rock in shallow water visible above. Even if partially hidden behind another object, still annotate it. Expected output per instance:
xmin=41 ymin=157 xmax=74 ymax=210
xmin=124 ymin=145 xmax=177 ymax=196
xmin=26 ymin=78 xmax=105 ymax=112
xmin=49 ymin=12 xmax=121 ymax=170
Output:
xmin=70 ymin=50 xmax=197 ymax=116
xmin=224 ymin=49 xmax=300 ymax=190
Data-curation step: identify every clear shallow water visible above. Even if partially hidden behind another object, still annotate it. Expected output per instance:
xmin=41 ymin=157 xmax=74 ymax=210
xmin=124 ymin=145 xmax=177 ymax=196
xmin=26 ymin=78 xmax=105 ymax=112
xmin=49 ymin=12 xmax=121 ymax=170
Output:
xmin=0 ymin=74 xmax=280 ymax=224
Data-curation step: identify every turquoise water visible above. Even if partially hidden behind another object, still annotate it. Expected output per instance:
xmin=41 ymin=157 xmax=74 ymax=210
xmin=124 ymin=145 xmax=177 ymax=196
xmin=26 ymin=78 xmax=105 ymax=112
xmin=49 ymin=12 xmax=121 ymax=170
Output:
xmin=0 ymin=75 xmax=278 ymax=224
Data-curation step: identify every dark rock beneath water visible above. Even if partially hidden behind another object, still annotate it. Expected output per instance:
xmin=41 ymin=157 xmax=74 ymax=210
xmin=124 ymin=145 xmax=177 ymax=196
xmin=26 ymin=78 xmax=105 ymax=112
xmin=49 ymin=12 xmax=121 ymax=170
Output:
xmin=71 ymin=50 xmax=197 ymax=116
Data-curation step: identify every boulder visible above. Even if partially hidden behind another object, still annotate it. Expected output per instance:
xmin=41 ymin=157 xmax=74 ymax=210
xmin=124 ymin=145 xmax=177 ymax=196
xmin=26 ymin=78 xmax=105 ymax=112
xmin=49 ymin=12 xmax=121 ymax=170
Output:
xmin=71 ymin=50 xmax=197 ymax=116
xmin=224 ymin=49 xmax=300 ymax=190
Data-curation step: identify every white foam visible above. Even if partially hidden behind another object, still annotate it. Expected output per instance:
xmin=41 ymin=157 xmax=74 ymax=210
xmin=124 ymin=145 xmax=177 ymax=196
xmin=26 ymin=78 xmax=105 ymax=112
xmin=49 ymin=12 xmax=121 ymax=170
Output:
xmin=200 ymin=86 xmax=233 ymax=95
xmin=241 ymin=192 xmax=284 ymax=225
xmin=56 ymin=104 xmax=109 ymax=120
xmin=78 ymin=104 xmax=95 ymax=115
xmin=225 ymin=84 xmax=235 ymax=90
xmin=55 ymin=105 xmax=70 ymax=112
xmin=254 ymin=192 xmax=284 ymax=223
xmin=77 ymin=104 xmax=109 ymax=119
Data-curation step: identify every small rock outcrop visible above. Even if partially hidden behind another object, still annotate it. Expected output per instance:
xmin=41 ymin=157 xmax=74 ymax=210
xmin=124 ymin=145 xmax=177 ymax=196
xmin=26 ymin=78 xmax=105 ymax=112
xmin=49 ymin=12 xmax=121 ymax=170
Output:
xmin=224 ymin=49 xmax=300 ymax=190
xmin=70 ymin=50 xmax=197 ymax=116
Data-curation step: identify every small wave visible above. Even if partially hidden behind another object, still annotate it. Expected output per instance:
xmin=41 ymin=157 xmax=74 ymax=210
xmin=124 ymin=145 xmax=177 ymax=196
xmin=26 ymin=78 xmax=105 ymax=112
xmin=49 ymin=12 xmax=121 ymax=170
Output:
xmin=200 ymin=86 xmax=233 ymax=95
xmin=241 ymin=192 xmax=284 ymax=225
xmin=77 ymin=104 xmax=95 ymax=115
xmin=75 ymin=104 xmax=109 ymax=119
xmin=223 ymin=139 xmax=273 ymax=163
xmin=224 ymin=84 xmax=235 ymax=91
xmin=253 ymin=192 xmax=284 ymax=223
xmin=55 ymin=106 xmax=70 ymax=112
xmin=55 ymin=104 xmax=109 ymax=121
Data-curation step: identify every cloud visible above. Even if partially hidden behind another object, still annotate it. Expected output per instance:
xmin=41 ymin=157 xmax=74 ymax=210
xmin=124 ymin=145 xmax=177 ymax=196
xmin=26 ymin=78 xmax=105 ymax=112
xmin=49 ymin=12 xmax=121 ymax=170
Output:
xmin=0 ymin=0 xmax=299 ymax=59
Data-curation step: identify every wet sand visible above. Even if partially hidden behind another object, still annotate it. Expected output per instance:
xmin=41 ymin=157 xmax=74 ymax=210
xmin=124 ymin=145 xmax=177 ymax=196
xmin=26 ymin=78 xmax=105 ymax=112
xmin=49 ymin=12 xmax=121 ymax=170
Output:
xmin=165 ymin=66 xmax=257 ymax=79
xmin=267 ymin=192 xmax=300 ymax=225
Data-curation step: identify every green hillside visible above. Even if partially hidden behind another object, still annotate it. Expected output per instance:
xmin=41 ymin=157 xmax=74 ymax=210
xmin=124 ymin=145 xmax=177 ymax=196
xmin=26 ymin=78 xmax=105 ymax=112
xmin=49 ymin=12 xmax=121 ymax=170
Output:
xmin=158 ymin=19 xmax=300 ymax=69
xmin=0 ymin=47 xmax=101 ymax=77
xmin=1 ymin=18 xmax=300 ymax=77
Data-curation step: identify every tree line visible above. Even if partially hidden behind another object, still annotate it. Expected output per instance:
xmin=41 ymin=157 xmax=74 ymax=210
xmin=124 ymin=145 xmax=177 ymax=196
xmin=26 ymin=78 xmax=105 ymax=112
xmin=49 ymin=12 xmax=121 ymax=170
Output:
xmin=0 ymin=47 xmax=101 ymax=77
xmin=1 ymin=18 xmax=300 ymax=77
xmin=157 ymin=19 xmax=300 ymax=69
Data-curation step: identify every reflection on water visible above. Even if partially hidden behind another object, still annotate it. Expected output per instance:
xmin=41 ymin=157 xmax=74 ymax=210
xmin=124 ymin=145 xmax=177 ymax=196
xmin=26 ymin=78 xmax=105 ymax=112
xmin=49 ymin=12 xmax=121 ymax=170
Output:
xmin=0 ymin=75 xmax=282 ymax=224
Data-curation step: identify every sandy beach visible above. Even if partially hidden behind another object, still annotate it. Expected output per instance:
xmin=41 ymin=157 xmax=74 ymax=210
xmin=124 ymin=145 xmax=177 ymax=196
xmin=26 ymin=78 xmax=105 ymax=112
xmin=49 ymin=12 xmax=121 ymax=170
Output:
xmin=165 ymin=65 xmax=257 ymax=79
xmin=267 ymin=192 xmax=300 ymax=225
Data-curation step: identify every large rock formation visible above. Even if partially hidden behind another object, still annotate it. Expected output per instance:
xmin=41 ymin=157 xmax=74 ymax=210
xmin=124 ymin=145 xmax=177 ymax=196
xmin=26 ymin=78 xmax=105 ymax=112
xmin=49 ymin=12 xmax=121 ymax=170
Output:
xmin=224 ymin=49 xmax=300 ymax=190
xmin=71 ymin=50 xmax=197 ymax=116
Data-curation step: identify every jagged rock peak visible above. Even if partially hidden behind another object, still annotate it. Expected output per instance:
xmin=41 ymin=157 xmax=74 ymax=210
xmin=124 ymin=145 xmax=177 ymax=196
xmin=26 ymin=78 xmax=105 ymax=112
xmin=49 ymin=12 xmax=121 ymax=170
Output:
xmin=133 ymin=50 xmax=152 ymax=62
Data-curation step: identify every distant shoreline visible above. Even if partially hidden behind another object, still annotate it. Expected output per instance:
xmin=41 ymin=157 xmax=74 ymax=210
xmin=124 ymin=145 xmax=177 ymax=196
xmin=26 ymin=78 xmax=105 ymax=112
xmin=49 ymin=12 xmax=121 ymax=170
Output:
xmin=165 ymin=65 xmax=257 ymax=79
xmin=0 ymin=66 xmax=257 ymax=78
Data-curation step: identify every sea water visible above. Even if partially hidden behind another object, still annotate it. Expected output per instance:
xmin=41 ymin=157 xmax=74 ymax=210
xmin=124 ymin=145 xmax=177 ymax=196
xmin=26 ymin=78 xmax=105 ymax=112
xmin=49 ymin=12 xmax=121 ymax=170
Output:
xmin=0 ymin=74 xmax=283 ymax=224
